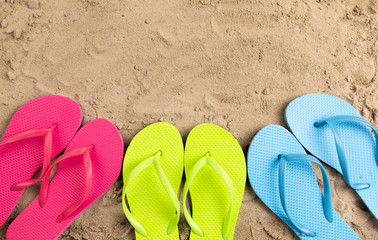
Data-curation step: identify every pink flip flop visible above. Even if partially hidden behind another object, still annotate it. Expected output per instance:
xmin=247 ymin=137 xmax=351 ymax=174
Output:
xmin=0 ymin=95 xmax=82 ymax=226
xmin=6 ymin=118 xmax=124 ymax=240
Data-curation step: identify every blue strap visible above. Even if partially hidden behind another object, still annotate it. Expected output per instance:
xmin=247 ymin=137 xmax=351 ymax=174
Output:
xmin=278 ymin=154 xmax=333 ymax=237
xmin=314 ymin=115 xmax=377 ymax=190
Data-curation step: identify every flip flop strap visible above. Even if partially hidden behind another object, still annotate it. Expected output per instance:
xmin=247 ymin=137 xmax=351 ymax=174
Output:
xmin=278 ymin=154 xmax=333 ymax=237
xmin=314 ymin=115 xmax=377 ymax=190
xmin=0 ymin=124 xmax=57 ymax=190
xmin=122 ymin=151 xmax=180 ymax=237
xmin=39 ymin=145 xmax=94 ymax=223
xmin=183 ymin=153 xmax=234 ymax=240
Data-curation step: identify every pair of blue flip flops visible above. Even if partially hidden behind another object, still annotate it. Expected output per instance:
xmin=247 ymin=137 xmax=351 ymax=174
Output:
xmin=247 ymin=93 xmax=377 ymax=239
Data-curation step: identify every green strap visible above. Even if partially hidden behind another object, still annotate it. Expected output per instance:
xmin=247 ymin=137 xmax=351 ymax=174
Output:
xmin=183 ymin=152 xmax=234 ymax=240
xmin=122 ymin=151 xmax=180 ymax=237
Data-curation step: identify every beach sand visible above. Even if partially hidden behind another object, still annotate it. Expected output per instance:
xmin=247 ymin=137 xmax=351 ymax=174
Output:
xmin=0 ymin=0 xmax=377 ymax=239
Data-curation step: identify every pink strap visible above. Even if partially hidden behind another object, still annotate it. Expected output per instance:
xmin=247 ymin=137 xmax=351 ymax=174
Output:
xmin=0 ymin=124 xmax=57 ymax=191
xmin=39 ymin=145 xmax=94 ymax=223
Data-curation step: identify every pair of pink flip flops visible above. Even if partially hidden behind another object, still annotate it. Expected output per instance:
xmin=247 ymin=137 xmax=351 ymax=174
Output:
xmin=0 ymin=96 xmax=124 ymax=240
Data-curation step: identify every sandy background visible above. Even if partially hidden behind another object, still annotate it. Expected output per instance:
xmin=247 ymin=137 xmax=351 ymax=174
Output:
xmin=0 ymin=0 xmax=377 ymax=239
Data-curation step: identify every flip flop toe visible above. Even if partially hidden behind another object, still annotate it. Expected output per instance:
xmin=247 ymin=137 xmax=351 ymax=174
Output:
xmin=247 ymin=124 xmax=360 ymax=239
xmin=6 ymin=119 xmax=124 ymax=240
xmin=122 ymin=122 xmax=183 ymax=239
xmin=0 ymin=95 xmax=82 ymax=226
xmin=184 ymin=123 xmax=246 ymax=240
xmin=285 ymin=93 xmax=378 ymax=219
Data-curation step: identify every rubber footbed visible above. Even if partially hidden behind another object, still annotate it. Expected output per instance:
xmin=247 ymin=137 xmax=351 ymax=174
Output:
xmin=285 ymin=93 xmax=378 ymax=219
xmin=185 ymin=123 xmax=246 ymax=240
xmin=122 ymin=122 xmax=183 ymax=239
xmin=0 ymin=95 xmax=82 ymax=226
xmin=247 ymin=124 xmax=360 ymax=239
xmin=6 ymin=119 xmax=124 ymax=240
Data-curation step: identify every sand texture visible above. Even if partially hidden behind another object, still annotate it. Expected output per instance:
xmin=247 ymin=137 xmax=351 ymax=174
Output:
xmin=0 ymin=0 xmax=377 ymax=239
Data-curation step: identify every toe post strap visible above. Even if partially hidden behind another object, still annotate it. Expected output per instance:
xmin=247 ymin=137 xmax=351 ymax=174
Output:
xmin=183 ymin=153 xmax=234 ymax=240
xmin=122 ymin=151 xmax=180 ymax=237
xmin=314 ymin=115 xmax=376 ymax=190
xmin=0 ymin=124 xmax=58 ymax=191
xmin=39 ymin=145 xmax=94 ymax=223
xmin=278 ymin=154 xmax=333 ymax=237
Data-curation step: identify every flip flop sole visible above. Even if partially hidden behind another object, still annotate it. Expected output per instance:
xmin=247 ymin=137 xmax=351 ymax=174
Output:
xmin=6 ymin=119 xmax=124 ymax=240
xmin=247 ymin=124 xmax=360 ymax=239
xmin=185 ymin=123 xmax=246 ymax=240
xmin=123 ymin=122 xmax=183 ymax=239
xmin=285 ymin=93 xmax=378 ymax=219
xmin=0 ymin=95 xmax=82 ymax=226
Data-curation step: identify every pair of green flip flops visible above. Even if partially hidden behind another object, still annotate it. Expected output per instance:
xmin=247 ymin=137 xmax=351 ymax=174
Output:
xmin=122 ymin=123 xmax=246 ymax=239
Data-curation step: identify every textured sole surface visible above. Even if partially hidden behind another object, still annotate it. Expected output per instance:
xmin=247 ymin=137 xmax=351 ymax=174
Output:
xmin=285 ymin=93 xmax=378 ymax=219
xmin=123 ymin=122 xmax=183 ymax=239
xmin=247 ymin=124 xmax=360 ymax=240
xmin=6 ymin=119 xmax=124 ymax=240
xmin=0 ymin=95 xmax=82 ymax=226
xmin=185 ymin=123 xmax=246 ymax=240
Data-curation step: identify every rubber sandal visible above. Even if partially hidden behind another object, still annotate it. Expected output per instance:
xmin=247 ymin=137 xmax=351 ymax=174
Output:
xmin=6 ymin=118 xmax=124 ymax=240
xmin=285 ymin=93 xmax=378 ymax=219
xmin=184 ymin=123 xmax=246 ymax=240
xmin=0 ymin=95 xmax=82 ymax=226
xmin=247 ymin=124 xmax=360 ymax=239
xmin=122 ymin=122 xmax=183 ymax=239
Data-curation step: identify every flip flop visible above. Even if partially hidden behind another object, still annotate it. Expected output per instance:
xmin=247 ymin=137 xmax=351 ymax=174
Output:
xmin=247 ymin=124 xmax=360 ymax=239
xmin=0 ymin=95 xmax=82 ymax=227
xmin=6 ymin=118 xmax=124 ymax=240
xmin=183 ymin=123 xmax=246 ymax=240
xmin=122 ymin=122 xmax=183 ymax=239
xmin=285 ymin=93 xmax=378 ymax=219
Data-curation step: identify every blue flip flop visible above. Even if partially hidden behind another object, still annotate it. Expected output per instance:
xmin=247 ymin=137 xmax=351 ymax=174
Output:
xmin=247 ymin=124 xmax=360 ymax=239
xmin=285 ymin=93 xmax=378 ymax=219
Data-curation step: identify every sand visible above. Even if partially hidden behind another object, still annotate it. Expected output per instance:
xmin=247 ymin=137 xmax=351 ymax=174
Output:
xmin=0 ymin=0 xmax=377 ymax=239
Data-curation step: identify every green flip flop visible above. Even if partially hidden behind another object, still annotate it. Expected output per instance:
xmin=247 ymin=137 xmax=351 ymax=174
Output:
xmin=183 ymin=123 xmax=246 ymax=240
xmin=122 ymin=122 xmax=184 ymax=239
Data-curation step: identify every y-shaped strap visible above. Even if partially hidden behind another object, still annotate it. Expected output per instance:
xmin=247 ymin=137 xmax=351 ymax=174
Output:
xmin=278 ymin=154 xmax=333 ymax=237
xmin=39 ymin=145 xmax=93 ymax=223
xmin=314 ymin=115 xmax=378 ymax=190
xmin=0 ymin=124 xmax=57 ymax=191
xmin=122 ymin=151 xmax=180 ymax=237
xmin=183 ymin=153 xmax=234 ymax=240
